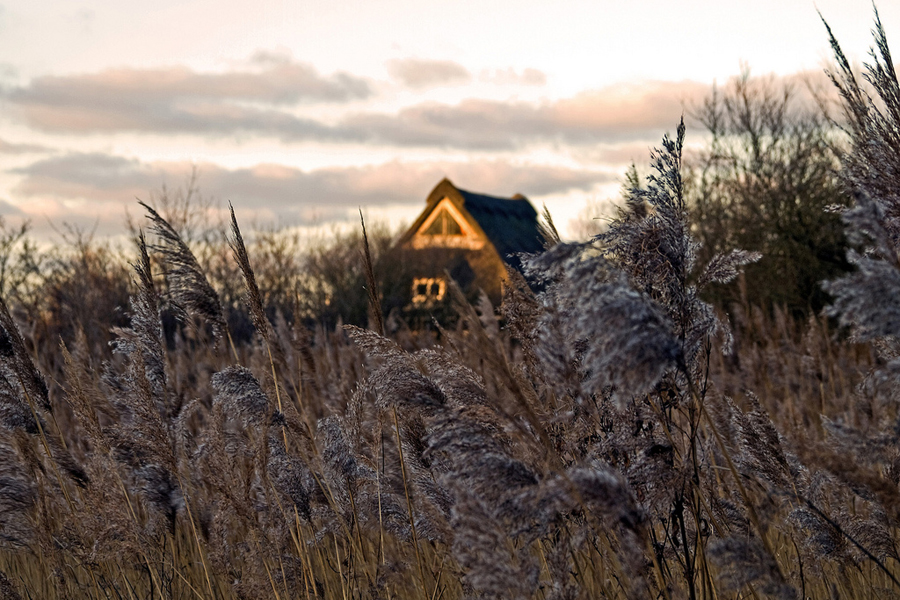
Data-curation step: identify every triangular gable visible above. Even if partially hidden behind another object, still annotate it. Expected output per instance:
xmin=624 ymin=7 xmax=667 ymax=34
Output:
xmin=409 ymin=197 xmax=486 ymax=250
xmin=397 ymin=178 xmax=543 ymax=269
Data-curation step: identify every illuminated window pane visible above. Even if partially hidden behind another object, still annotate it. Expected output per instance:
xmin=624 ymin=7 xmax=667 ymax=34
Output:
xmin=423 ymin=208 xmax=464 ymax=236
xmin=412 ymin=277 xmax=447 ymax=305
xmin=446 ymin=217 xmax=462 ymax=235
xmin=424 ymin=213 xmax=444 ymax=235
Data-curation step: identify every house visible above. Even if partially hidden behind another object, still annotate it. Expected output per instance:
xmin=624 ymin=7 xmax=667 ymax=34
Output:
xmin=396 ymin=178 xmax=544 ymax=307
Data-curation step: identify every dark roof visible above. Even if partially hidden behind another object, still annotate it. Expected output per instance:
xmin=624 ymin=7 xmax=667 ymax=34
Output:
xmin=456 ymin=187 xmax=544 ymax=268
xmin=399 ymin=178 xmax=545 ymax=272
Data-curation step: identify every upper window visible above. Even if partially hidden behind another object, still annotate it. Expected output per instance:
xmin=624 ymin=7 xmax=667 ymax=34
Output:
xmin=409 ymin=197 xmax=485 ymax=250
xmin=423 ymin=208 xmax=463 ymax=236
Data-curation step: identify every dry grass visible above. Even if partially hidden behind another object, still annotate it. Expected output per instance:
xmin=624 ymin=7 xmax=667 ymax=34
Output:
xmin=0 ymin=12 xmax=898 ymax=600
xmin=0 ymin=235 xmax=884 ymax=600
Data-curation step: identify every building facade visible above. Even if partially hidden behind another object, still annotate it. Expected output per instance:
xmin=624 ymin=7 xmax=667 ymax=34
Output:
xmin=396 ymin=178 xmax=544 ymax=307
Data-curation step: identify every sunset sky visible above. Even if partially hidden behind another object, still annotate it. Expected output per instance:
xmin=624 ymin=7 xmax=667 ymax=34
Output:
xmin=0 ymin=0 xmax=897 ymax=240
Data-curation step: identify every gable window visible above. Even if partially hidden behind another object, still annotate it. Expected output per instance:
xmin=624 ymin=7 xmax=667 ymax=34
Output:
xmin=423 ymin=208 xmax=463 ymax=236
xmin=409 ymin=197 xmax=485 ymax=250
xmin=411 ymin=277 xmax=446 ymax=306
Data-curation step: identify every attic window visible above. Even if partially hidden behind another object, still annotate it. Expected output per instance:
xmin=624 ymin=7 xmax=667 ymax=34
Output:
xmin=423 ymin=208 xmax=463 ymax=236
xmin=412 ymin=277 xmax=446 ymax=306
xmin=409 ymin=197 xmax=485 ymax=250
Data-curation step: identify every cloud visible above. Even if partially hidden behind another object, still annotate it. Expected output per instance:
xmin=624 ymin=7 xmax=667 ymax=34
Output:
xmin=0 ymin=62 xmax=16 ymax=82
xmin=12 ymin=153 xmax=613 ymax=226
xmin=479 ymin=67 xmax=546 ymax=86
xmin=341 ymin=80 xmax=708 ymax=149
xmin=5 ymin=58 xmax=371 ymax=135
xmin=549 ymin=81 xmax=709 ymax=138
xmin=0 ymin=137 xmax=50 ymax=154
xmin=13 ymin=153 xmax=159 ymax=201
xmin=0 ymin=199 xmax=23 ymax=216
xmin=386 ymin=59 xmax=471 ymax=88
xmin=6 ymin=67 xmax=708 ymax=148
xmin=571 ymin=142 xmax=657 ymax=167
xmin=13 ymin=98 xmax=354 ymax=140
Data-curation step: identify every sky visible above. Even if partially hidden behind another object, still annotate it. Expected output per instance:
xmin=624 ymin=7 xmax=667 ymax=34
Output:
xmin=0 ymin=0 xmax=897 ymax=242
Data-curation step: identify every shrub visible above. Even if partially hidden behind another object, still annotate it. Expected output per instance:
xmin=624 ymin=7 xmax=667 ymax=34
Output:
xmin=688 ymin=69 xmax=852 ymax=316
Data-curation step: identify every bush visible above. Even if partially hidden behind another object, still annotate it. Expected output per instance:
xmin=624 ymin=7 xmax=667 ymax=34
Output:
xmin=688 ymin=69 xmax=852 ymax=316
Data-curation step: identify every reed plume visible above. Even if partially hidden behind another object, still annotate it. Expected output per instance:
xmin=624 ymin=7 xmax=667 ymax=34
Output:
xmin=141 ymin=200 xmax=227 ymax=342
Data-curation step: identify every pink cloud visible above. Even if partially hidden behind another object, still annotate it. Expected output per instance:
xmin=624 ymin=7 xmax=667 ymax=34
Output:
xmin=386 ymin=59 xmax=472 ymax=88
xmin=12 ymin=154 xmax=614 ymax=228
xmin=5 ymin=68 xmax=712 ymax=148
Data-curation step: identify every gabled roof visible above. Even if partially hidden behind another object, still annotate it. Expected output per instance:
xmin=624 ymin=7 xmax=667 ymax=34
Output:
xmin=400 ymin=178 xmax=544 ymax=269
xmin=456 ymin=186 xmax=544 ymax=263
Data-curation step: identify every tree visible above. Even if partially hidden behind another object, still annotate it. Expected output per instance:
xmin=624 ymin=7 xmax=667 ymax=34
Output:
xmin=294 ymin=222 xmax=411 ymax=329
xmin=688 ymin=69 xmax=852 ymax=316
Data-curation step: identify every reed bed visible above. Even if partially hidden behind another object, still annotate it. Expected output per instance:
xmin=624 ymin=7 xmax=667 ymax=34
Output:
xmin=0 ymin=14 xmax=898 ymax=600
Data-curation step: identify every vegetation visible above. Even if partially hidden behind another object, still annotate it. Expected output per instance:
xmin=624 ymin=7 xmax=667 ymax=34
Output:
xmin=0 ymin=9 xmax=897 ymax=600
xmin=687 ymin=69 xmax=852 ymax=317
